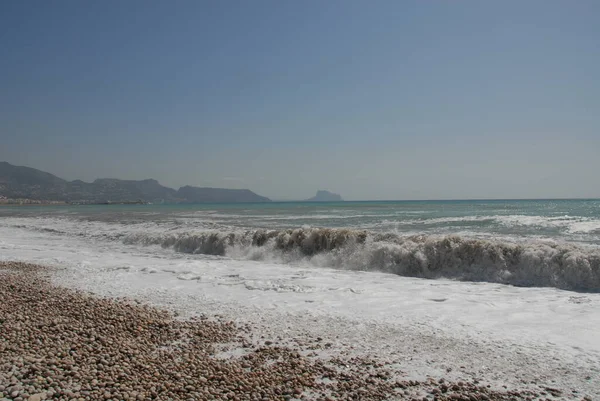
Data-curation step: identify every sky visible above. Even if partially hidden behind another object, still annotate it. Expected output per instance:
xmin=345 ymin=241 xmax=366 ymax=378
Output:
xmin=1 ymin=1 xmax=599 ymax=200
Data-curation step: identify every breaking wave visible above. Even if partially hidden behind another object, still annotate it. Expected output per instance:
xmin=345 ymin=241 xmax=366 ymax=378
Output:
xmin=123 ymin=227 xmax=600 ymax=292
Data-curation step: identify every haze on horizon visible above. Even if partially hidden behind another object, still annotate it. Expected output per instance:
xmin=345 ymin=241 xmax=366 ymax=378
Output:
xmin=1 ymin=1 xmax=599 ymax=201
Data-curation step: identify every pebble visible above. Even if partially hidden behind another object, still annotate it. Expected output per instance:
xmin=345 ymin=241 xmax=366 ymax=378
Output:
xmin=0 ymin=262 xmax=555 ymax=401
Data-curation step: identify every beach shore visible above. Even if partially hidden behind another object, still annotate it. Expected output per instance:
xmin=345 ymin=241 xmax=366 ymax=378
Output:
xmin=0 ymin=262 xmax=580 ymax=401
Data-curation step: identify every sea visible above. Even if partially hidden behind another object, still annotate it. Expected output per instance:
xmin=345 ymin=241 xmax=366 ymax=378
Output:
xmin=1 ymin=199 xmax=600 ymax=394
xmin=2 ymin=199 xmax=600 ymax=290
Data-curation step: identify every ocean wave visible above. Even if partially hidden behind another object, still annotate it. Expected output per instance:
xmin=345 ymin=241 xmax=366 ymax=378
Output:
xmin=495 ymin=215 xmax=600 ymax=234
xmin=123 ymin=228 xmax=600 ymax=292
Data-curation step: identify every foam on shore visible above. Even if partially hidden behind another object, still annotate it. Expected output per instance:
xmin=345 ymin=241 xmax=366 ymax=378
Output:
xmin=1 ymin=262 xmax=539 ymax=401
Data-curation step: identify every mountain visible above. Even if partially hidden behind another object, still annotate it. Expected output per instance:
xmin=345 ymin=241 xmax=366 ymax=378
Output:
xmin=0 ymin=162 xmax=271 ymax=203
xmin=0 ymin=161 xmax=68 ymax=200
xmin=177 ymin=186 xmax=271 ymax=203
xmin=305 ymin=190 xmax=343 ymax=202
xmin=67 ymin=178 xmax=178 ymax=203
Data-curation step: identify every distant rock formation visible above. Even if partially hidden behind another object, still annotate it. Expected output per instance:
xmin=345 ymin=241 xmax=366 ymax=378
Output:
xmin=305 ymin=190 xmax=343 ymax=202
xmin=0 ymin=161 xmax=271 ymax=204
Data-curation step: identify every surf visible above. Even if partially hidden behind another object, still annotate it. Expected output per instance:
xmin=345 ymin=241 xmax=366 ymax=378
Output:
xmin=123 ymin=227 xmax=600 ymax=292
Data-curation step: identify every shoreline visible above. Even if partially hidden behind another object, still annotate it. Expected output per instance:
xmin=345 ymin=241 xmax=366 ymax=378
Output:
xmin=0 ymin=261 xmax=552 ymax=401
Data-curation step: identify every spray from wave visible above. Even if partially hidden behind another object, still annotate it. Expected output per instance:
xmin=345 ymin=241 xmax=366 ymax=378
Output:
xmin=123 ymin=227 xmax=600 ymax=292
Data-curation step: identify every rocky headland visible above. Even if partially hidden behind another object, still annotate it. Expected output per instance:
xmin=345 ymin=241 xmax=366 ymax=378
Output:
xmin=0 ymin=162 xmax=270 ymax=204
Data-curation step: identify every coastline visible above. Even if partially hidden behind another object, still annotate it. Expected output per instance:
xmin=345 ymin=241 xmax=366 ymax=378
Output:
xmin=0 ymin=262 xmax=551 ymax=401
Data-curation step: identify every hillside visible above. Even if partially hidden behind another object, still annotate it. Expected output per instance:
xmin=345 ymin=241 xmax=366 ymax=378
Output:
xmin=0 ymin=162 xmax=271 ymax=203
xmin=0 ymin=161 xmax=69 ymax=200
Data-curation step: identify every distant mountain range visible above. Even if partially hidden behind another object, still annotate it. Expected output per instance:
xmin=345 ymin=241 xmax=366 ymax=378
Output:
xmin=0 ymin=162 xmax=271 ymax=203
xmin=305 ymin=190 xmax=343 ymax=202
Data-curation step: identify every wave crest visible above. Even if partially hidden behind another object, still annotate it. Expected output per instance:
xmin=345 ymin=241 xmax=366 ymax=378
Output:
xmin=123 ymin=228 xmax=600 ymax=292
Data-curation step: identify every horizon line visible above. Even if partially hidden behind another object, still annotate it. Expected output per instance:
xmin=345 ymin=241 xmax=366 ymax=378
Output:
xmin=270 ymin=197 xmax=600 ymax=203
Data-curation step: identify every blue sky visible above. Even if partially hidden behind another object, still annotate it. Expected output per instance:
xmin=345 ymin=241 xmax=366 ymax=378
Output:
xmin=1 ymin=0 xmax=599 ymax=200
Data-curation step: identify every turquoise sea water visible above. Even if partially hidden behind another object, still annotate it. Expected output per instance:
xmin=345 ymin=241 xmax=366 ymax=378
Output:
xmin=3 ymin=199 xmax=600 ymax=243
xmin=2 ymin=199 xmax=600 ymax=290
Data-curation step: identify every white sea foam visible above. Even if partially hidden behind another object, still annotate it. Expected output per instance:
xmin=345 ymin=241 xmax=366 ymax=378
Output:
xmin=3 ymin=216 xmax=600 ymax=291
xmin=119 ymin=227 xmax=600 ymax=291
xmin=1 ymin=220 xmax=599 ymax=397
xmin=496 ymin=214 xmax=600 ymax=233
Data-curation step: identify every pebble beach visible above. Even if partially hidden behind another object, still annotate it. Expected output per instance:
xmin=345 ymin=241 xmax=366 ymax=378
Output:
xmin=0 ymin=261 xmax=582 ymax=401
